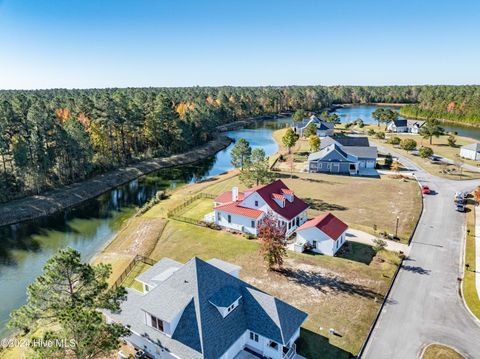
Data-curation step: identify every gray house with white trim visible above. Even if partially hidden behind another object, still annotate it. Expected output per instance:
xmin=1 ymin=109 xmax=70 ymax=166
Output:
xmin=105 ymin=257 xmax=307 ymax=359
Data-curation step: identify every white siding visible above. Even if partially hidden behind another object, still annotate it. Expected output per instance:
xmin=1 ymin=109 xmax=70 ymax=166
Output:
xmin=214 ymin=210 xmax=261 ymax=234
xmin=297 ymin=227 xmax=347 ymax=256
xmin=460 ymin=148 xmax=480 ymax=161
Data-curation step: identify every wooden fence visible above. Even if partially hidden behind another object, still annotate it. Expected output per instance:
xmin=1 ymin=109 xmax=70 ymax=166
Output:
xmin=112 ymin=254 xmax=156 ymax=289
xmin=167 ymin=192 xmax=216 ymax=225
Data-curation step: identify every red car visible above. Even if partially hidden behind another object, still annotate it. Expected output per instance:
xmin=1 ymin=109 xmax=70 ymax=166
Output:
xmin=422 ymin=185 xmax=431 ymax=194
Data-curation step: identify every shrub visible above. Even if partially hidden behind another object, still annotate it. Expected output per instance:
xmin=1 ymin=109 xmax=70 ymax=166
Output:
xmin=384 ymin=154 xmax=393 ymax=167
xmin=447 ymin=135 xmax=457 ymax=147
xmin=373 ymin=238 xmax=387 ymax=252
xmin=367 ymin=129 xmax=376 ymax=136
xmin=400 ymin=138 xmax=417 ymax=151
xmin=419 ymin=146 xmax=434 ymax=159
xmin=375 ymin=131 xmax=385 ymax=140
xmin=387 ymin=136 xmax=401 ymax=145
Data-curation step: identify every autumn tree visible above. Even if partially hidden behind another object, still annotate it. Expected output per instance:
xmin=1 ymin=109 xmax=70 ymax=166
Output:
xmin=282 ymin=128 xmax=298 ymax=154
xmin=390 ymin=160 xmax=400 ymax=173
xmin=303 ymin=122 xmax=317 ymax=137
xmin=309 ymin=135 xmax=321 ymax=152
xmin=474 ymin=186 xmax=480 ymax=205
xmin=257 ymin=211 xmax=287 ymax=270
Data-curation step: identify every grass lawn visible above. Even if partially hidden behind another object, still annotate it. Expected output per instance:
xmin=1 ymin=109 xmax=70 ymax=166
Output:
xmin=421 ymin=344 xmax=464 ymax=359
xmin=463 ymin=198 xmax=480 ymax=319
xmin=148 ymin=220 xmax=400 ymax=358
xmin=122 ymin=261 xmax=152 ymax=292
xmin=175 ymin=197 xmax=214 ymax=221
xmin=352 ymin=124 xmax=480 ymax=180
xmin=187 ymin=172 xmax=421 ymax=243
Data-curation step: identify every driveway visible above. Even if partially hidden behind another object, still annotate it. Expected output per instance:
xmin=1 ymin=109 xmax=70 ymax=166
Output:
xmin=346 ymin=228 xmax=409 ymax=255
xmin=362 ymin=145 xmax=480 ymax=358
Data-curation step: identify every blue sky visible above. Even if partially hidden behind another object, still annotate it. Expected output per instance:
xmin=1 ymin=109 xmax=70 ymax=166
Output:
xmin=0 ymin=0 xmax=479 ymax=89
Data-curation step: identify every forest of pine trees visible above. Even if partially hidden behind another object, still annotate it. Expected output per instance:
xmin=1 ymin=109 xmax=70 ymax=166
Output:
xmin=0 ymin=85 xmax=478 ymax=202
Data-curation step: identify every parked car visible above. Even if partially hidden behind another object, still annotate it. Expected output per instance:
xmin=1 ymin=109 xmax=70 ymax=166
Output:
xmin=456 ymin=202 xmax=465 ymax=212
xmin=454 ymin=192 xmax=466 ymax=204
xmin=422 ymin=186 xmax=431 ymax=194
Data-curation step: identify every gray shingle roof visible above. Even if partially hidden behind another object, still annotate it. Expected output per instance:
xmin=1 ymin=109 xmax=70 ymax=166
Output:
xmin=136 ymin=257 xmax=182 ymax=287
xmin=106 ymin=258 xmax=307 ymax=359
xmin=392 ymin=119 xmax=408 ymax=127
xmin=308 ymin=143 xmax=357 ymax=162
xmin=206 ymin=258 xmax=241 ymax=275
xmin=343 ymin=146 xmax=378 ymax=159
xmin=209 ymin=286 xmax=242 ymax=308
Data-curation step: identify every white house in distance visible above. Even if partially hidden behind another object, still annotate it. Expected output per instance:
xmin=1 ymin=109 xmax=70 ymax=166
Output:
xmin=386 ymin=119 xmax=425 ymax=134
xmin=294 ymin=213 xmax=348 ymax=256
xmin=212 ymin=180 xmax=309 ymax=236
xmin=460 ymin=143 xmax=480 ymax=161
xmin=105 ymin=257 xmax=307 ymax=359
xmin=293 ymin=115 xmax=335 ymax=137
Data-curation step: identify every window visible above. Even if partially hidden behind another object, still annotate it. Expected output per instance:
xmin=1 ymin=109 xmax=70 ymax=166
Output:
xmin=268 ymin=341 xmax=278 ymax=350
xmin=228 ymin=215 xmax=231 ymax=223
xmin=250 ymin=331 xmax=259 ymax=342
xmin=312 ymin=240 xmax=317 ymax=248
xmin=217 ymin=212 xmax=221 ymax=221
xmin=251 ymin=220 xmax=255 ymax=228
xmin=254 ymin=200 xmax=258 ymax=206
xmin=296 ymin=217 xmax=299 ymax=226
xmin=150 ymin=315 xmax=164 ymax=332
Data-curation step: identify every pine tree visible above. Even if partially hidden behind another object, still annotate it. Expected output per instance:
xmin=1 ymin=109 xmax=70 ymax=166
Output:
xmin=9 ymin=248 xmax=128 ymax=359
xmin=230 ymin=138 xmax=252 ymax=170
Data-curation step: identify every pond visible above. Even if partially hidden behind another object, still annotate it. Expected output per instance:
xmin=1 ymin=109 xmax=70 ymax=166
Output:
xmin=0 ymin=117 xmax=290 ymax=339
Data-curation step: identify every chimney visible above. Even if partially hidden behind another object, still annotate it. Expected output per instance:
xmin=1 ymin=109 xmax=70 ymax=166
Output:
xmin=232 ymin=187 xmax=239 ymax=202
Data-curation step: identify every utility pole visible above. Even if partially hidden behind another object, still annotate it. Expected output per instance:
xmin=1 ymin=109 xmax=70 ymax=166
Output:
xmin=395 ymin=216 xmax=400 ymax=239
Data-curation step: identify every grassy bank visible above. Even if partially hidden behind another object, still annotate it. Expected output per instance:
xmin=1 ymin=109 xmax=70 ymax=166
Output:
xmin=463 ymin=199 xmax=480 ymax=320
xmin=421 ymin=344 xmax=464 ymax=359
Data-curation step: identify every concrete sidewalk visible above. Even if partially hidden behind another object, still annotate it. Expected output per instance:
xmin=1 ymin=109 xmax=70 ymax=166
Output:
xmin=346 ymin=228 xmax=410 ymax=255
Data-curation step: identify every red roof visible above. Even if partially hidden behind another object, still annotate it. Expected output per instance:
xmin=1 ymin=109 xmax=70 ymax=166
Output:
xmin=272 ymin=193 xmax=285 ymax=201
xmin=214 ymin=202 xmax=264 ymax=219
xmin=281 ymin=188 xmax=294 ymax=195
xmin=254 ymin=180 xmax=309 ymax=220
xmin=297 ymin=213 xmax=348 ymax=240
xmin=214 ymin=191 xmax=245 ymax=204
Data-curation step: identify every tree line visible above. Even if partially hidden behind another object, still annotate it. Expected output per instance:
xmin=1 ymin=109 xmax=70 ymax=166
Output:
xmin=0 ymin=85 xmax=478 ymax=203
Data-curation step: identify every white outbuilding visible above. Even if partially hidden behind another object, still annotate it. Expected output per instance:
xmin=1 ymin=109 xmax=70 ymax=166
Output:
xmin=460 ymin=143 xmax=480 ymax=161
xmin=294 ymin=213 xmax=348 ymax=256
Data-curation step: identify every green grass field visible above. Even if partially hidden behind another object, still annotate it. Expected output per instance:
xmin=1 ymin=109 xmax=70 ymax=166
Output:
xmin=463 ymin=199 xmax=480 ymax=320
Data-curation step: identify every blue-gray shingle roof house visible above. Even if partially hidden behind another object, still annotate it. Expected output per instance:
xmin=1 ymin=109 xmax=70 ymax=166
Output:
xmin=105 ymin=257 xmax=307 ymax=359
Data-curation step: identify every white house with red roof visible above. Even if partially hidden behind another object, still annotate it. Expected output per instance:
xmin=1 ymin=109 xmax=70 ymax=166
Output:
xmin=212 ymin=180 xmax=309 ymax=236
xmin=294 ymin=213 xmax=348 ymax=256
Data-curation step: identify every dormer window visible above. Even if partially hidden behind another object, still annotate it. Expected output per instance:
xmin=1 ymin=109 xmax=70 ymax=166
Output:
xmin=209 ymin=286 xmax=242 ymax=318
xmin=255 ymin=200 xmax=258 ymax=206
xmin=150 ymin=315 xmax=164 ymax=332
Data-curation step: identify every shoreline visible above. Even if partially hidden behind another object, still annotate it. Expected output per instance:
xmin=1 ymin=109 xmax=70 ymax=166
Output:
xmin=0 ymin=135 xmax=232 ymax=228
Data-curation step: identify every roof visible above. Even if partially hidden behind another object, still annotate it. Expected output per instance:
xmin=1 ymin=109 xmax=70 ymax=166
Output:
xmin=272 ymin=193 xmax=285 ymax=201
xmin=253 ymin=180 xmax=309 ymax=220
xmin=136 ymin=257 xmax=183 ymax=288
xmin=407 ymin=120 xmax=425 ymax=127
xmin=206 ymin=258 xmax=241 ymax=275
xmin=391 ymin=119 xmax=408 ymax=127
xmin=297 ymin=213 xmax=348 ymax=240
xmin=214 ymin=191 xmax=245 ymax=204
xmin=214 ymin=202 xmax=264 ymax=219
xmin=317 ymin=122 xmax=334 ymax=131
xmin=209 ymin=286 xmax=242 ymax=308
xmin=308 ymin=143 xmax=357 ymax=163
xmin=106 ymin=258 xmax=307 ymax=359
xmin=343 ymin=146 xmax=378 ymax=159
xmin=461 ymin=143 xmax=480 ymax=152
xmin=335 ymin=136 xmax=370 ymax=147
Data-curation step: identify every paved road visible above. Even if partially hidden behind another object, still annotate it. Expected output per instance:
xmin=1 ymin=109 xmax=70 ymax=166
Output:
xmin=362 ymin=146 xmax=480 ymax=359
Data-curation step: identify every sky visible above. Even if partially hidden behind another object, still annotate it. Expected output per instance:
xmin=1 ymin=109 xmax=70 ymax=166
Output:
xmin=0 ymin=0 xmax=479 ymax=89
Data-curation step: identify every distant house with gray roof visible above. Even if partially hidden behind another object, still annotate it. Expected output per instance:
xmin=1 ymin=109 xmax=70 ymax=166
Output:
xmin=308 ymin=136 xmax=377 ymax=175
xmin=386 ymin=119 xmax=425 ymax=134
xmin=460 ymin=143 xmax=480 ymax=161
xmin=293 ymin=115 xmax=334 ymax=137
xmin=105 ymin=257 xmax=307 ymax=359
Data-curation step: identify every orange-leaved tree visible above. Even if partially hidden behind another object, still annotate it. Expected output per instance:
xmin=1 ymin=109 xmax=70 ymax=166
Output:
xmin=257 ymin=211 xmax=287 ymax=271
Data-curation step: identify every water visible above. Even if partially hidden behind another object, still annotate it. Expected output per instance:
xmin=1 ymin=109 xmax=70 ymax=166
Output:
xmin=0 ymin=117 xmax=289 ymax=338
xmin=335 ymin=104 xmax=480 ymax=141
